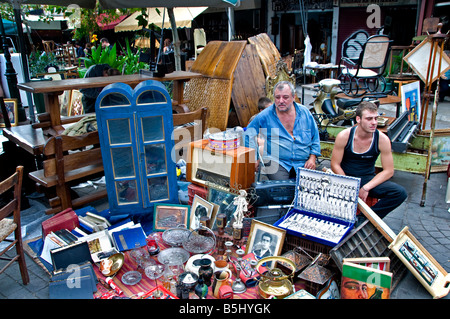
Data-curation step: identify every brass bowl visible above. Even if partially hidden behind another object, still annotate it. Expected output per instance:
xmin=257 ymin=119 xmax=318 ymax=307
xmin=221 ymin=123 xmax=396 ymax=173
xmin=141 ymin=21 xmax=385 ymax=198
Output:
xmin=102 ymin=253 xmax=124 ymax=277
xmin=258 ymin=277 xmax=294 ymax=299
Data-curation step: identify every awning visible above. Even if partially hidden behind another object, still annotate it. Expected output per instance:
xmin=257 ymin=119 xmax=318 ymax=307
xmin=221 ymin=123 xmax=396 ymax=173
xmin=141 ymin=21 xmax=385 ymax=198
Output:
xmin=97 ymin=13 xmax=129 ymax=30
xmin=114 ymin=7 xmax=208 ymax=32
xmin=1 ymin=19 xmax=18 ymax=35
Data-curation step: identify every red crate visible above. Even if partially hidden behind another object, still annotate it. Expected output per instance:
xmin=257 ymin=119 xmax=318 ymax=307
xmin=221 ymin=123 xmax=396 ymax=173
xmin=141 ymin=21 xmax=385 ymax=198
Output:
xmin=187 ymin=183 xmax=208 ymax=206
xmin=357 ymin=196 xmax=378 ymax=215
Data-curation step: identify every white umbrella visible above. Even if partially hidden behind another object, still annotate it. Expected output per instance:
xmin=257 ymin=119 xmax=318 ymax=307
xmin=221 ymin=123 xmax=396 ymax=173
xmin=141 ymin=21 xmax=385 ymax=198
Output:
xmin=115 ymin=7 xmax=208 ymax=32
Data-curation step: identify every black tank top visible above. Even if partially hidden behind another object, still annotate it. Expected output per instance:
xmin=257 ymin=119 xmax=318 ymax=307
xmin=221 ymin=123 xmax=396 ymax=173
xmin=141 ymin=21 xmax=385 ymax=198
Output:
xmin=340 ymin=126 xmax=380 ymax=177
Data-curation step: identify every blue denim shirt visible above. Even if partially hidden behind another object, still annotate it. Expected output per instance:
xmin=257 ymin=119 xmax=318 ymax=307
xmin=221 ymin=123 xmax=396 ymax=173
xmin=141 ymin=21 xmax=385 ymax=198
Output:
xmin=244 ymin=102 xmax=321 ymax=173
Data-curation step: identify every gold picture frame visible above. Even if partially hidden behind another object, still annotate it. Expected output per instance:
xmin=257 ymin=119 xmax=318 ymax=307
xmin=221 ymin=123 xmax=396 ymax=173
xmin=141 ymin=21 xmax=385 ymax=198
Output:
xmin=245 ymin=219 xmax=286 ymax=259
xmin=389 ymin=226 xmax=450 ymax=299
xmin=0 ymin=98 xmax=18 ymax=127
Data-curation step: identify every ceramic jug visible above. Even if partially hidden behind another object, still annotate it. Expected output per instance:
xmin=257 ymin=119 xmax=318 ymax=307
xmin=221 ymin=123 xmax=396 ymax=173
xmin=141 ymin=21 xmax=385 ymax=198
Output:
xmin=211 ymin=270 xmax=231 ymax=298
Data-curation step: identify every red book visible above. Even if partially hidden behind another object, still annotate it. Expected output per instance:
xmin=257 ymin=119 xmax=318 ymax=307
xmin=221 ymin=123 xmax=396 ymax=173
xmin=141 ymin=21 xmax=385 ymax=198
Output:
xmin=42 ymin=208 xmax=79 ymax=238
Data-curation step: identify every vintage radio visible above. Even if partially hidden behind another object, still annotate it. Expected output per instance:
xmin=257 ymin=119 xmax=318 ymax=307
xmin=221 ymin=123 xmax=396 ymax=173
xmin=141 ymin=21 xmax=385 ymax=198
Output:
xmin=274 ymin=167 xmax=359 ymax=247
xmin=186 ymin=139 xmax=255 ymax=190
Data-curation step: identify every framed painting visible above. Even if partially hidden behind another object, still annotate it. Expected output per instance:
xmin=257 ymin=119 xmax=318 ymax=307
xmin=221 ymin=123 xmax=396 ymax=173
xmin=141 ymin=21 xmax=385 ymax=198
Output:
xmin=190 ymin=195 xmax=214 ymax=230
xmin=153 ymin=204 xmax=190 ymax=231
xmin=341 ymin=261 xmax=393 ymax=299
xmin=0 ymin=98 xmax=18 ymax=127
xmin=245 ymin=219 xmax=286 ymax=260
xmin=400 ymin=80 xmax=421 ymax=122
xmin=389 ymin=226 xmax=450 ymax=299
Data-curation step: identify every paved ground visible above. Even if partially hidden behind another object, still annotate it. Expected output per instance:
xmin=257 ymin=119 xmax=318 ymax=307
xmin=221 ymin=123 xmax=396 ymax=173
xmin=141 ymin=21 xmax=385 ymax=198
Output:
xmin=1 ymin=90 xmax=449 ymax=300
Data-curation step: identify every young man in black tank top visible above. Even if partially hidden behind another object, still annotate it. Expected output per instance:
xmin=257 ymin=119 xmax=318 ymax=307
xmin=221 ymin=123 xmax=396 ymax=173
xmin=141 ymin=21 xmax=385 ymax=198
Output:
xmin=330 ymin=101 xmax=407 ymax=219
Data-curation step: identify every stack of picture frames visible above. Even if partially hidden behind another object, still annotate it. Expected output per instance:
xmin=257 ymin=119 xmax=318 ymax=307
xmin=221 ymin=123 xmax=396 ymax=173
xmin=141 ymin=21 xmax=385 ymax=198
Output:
xmin=331 ymin=198 xmax=450 ymax=299
xmin=152 ymin=183 xmax=240 ymax=234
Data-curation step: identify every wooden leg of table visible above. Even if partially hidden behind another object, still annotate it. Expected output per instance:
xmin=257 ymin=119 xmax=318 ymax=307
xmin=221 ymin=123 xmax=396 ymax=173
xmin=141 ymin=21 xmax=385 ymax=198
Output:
xmin=42 ymin=92 xmax=65 ymax=135
xmin=172 ymin=80 xmax=184 ymax=105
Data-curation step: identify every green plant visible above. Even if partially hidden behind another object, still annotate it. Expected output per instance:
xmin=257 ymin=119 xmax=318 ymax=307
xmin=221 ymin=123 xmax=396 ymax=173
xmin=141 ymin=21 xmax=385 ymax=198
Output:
xmin=28 ymin=51 xmax=60 ymax=77
xmin=80 ymin=43 xmax=124 ymax=70
xmin=119 ymin=38 xmax=149 ymax=75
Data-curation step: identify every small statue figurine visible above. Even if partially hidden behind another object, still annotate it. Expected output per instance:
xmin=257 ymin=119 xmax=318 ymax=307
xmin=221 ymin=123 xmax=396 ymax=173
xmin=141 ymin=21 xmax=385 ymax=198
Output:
xmin=232 ymin=190 xmax=248 ymax=229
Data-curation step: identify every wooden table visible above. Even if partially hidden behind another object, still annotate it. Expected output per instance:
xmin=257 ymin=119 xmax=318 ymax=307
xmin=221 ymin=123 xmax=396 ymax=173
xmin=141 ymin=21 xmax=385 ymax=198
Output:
xmin=17 ymin=71 xmax=203 ymax=136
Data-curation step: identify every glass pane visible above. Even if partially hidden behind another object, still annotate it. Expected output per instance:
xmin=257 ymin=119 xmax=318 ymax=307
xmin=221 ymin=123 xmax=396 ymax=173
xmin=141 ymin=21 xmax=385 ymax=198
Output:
xmin=145 ymin=144 xmax=167 ymax=175
xmin=141 ymin=116 xmax=164 ymax=141
xmin=108 ymin=118 xmax=131 ymax=145
xmin=148 ymin=176 xmax=169 ymax=202
xmin=137 ymin=90 xmax=167 ymax=104
xmin=100 ymin=93 xmax=131 ymax=107
xmin=116 ymin=180 xmax=138 ymax=204
xmin=111 ymin=147 xmax=135 ymax=178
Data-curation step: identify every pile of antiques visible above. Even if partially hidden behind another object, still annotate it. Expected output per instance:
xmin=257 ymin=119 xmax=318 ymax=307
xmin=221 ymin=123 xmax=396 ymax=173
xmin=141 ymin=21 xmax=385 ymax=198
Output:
xmin=36 ymin=127 xmax=450 ymax=299
xmin=11 ymin=29 xmax=450 ymax=300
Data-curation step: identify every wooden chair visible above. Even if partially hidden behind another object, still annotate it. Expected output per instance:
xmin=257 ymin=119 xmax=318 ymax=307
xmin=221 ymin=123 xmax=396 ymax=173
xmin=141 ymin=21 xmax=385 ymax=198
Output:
xmin=172 ymin=107 xmax=208 ymax=162
xmin=0 ymin=166 xmax=29 ymax=285
xmin=42 ymin=40 xmax=56 ymax=54
xmin=29 ymin=131 xmax=106 ymax=215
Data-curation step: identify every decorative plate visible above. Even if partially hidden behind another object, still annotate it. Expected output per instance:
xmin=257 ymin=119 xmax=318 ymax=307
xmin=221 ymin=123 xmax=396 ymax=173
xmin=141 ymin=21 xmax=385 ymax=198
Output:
xmin=157 ymin=247 xmax=190 ymax=265
xmin=121 ymin=271 xmax=142 ymax=285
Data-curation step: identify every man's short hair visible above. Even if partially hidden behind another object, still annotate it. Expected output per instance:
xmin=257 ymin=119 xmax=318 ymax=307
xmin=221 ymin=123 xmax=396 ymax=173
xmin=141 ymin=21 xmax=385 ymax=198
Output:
xmin=100 ymin=38 xmax=109 ymax=43
xmin=356 ymin=101 xmax=378 ymax=118
xmin=261 ymin=232 xmax=273 ymax=242
xmin=273 ymin=81 xmax=295 ymax=97
xmin=258 ymin=97 xmax=272 ymax=110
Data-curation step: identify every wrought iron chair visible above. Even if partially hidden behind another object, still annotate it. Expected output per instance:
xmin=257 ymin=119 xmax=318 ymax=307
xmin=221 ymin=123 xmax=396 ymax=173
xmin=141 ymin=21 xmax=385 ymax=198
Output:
xmin=338 ymin=35 xmax=392 ymax=97
xmin=0 ymin=166 xmax=29 ymax=285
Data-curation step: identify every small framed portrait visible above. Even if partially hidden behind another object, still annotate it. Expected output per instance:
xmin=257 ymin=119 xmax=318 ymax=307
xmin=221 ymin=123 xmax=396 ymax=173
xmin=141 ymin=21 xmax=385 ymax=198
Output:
xmin=153 ymin=204 xmax=190 ymax=231
xmin=0 ymin=98 xmax=18 ymax=127
xmin=245 ymin=219 xmax=286 ymax=260
xmin=190 ymin=195 xmax=214 ymax=230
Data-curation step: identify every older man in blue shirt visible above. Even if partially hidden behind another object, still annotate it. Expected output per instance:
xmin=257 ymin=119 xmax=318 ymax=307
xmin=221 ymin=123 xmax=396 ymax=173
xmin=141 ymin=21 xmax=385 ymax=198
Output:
xmin=245 ymin=81 xmax=321 ymax=180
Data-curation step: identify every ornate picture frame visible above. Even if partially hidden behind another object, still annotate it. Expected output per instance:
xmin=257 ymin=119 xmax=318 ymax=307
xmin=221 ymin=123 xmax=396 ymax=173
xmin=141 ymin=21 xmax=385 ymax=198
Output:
xmin=245 ymin=219 xmax=286 ymax=260
xmin=153 ymin=204 xmax=190 ymax=231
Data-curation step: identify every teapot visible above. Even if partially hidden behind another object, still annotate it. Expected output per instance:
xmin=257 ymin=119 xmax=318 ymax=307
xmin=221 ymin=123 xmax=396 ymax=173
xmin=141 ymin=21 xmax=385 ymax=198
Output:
xmin=255 ymin=256 xmax=296 ymax=299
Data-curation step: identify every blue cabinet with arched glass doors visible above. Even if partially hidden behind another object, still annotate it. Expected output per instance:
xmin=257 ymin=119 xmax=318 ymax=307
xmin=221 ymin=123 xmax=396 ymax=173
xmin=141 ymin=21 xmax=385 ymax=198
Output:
xmin=95 ymin=80 xmax=178 ymax=215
